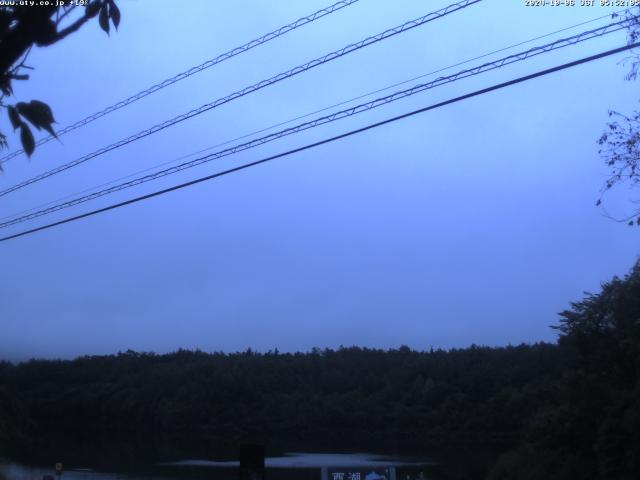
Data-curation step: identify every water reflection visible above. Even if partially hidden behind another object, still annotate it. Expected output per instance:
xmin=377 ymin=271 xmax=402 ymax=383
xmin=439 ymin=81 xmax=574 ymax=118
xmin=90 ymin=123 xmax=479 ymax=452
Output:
xmin=1 ymin=453 xmax=435 ymax=480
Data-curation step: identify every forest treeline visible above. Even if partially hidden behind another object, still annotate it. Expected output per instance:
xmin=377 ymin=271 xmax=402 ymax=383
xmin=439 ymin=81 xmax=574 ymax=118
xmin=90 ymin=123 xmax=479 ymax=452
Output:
xmin=0 ymin=261 xmax=638 ymax=480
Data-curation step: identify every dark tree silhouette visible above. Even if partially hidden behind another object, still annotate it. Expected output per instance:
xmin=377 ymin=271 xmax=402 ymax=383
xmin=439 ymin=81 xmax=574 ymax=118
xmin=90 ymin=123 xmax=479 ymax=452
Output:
xmin=597 ymin=9 xmax=640 ymax=225
xmin=0 ymin=0 xmax=120 ymax=159
xmin=488 ymin=260 xmax=640 ymax=480
xmin=2 ymin=261 xmax=639 ymax=478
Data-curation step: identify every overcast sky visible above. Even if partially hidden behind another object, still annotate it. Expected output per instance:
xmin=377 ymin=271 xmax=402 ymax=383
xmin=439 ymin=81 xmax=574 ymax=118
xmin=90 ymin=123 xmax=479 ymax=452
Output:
xmin=0 ymin=0 xmax=638 ymax=361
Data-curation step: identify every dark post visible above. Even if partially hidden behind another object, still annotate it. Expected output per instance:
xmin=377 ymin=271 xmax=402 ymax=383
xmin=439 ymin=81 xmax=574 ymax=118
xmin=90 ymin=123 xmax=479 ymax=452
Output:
xmin=240 ymin=444 xmax=265 ymax=480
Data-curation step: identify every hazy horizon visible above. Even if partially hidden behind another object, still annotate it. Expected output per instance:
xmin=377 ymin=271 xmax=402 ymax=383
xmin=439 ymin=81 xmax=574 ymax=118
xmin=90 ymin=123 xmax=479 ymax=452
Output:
xmin=1 ymin=0 xmax=638 ymax=361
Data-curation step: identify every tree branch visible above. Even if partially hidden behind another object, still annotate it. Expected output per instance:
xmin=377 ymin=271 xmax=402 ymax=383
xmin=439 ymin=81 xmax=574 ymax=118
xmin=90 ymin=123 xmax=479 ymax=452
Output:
xmin=46 ymin=11 xmax=92 ymax=45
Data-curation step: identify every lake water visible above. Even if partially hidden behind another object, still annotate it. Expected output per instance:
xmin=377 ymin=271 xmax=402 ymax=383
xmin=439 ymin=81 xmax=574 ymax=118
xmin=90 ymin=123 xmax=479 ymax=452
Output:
xmin=1 ymin=453 xmax=437 ymax=480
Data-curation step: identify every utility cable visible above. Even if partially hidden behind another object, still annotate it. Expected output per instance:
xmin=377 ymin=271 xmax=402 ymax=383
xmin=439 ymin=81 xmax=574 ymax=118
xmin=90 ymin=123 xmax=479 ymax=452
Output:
xmin=1 ymin=9 xmax=626 ymax=223
xmin=1 ymin=41 xmax=637 ymax=243
xmin=0 ymin=0 xmax=482 ymax=197
xmin=0 ymin=0 xmax=481 ymax=197
xmin=0 ymin=0 xmax=361 ymax=165
xmin=0 ymin=18 xmax=632 ymax=229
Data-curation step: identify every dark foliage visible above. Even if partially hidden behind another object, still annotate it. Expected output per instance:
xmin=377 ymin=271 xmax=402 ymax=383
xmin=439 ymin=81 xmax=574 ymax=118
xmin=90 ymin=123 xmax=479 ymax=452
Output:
xmin=488 ymin=261 xmax=640 ymax=480
xmin=1 ymin=261 xmax=638 ymax=479
xmin=597 ymin=9 xmax=640 ymax=224
xmin=0 ymin=1 xmax=119 ymax=160
xmin=0 ymin=344 xmax=565 ymax=477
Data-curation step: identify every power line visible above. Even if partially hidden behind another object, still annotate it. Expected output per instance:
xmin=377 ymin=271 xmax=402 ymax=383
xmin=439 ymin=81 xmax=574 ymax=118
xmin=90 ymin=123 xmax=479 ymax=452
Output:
xmin=1 ymin=9 xmax=624 ymax=225
xmin=0 ymin=0 xmax=361 ymax=165
xmin=0 ymin=17 xmax=632 ymax=229
xmin=1 ymin=41 xmax=637 ymax=243
xmin=0 ymin=0 xmax=481 ymax=198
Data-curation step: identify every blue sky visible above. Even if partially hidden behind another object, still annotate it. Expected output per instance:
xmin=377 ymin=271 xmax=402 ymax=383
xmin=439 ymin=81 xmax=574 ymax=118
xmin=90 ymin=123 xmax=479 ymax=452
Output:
xmin=0 ymin=0 xmax=638 ymax=360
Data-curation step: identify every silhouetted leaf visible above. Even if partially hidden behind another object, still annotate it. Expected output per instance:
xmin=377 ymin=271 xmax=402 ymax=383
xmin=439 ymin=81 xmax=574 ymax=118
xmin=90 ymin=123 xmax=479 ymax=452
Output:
xmin=109 ymin=0 xmax=120 ymax=30
xmin=99 ymin=4 xmax=110 ymax=34
xmin=7 ymin=106 xmax=21 ymax=130
xmin=15 ymin=100 xmax=57 ymax=138
xmin=85 ymin=1 xmax=102 ymax=18
xmin=0 ymin=76 xmax=12 ymax=96
xmin=20 ymin=124 xmax=35 ymax=157
xmin=29 ymin=100 xmax=57 ymax=138
xmin=28 ymin=100 xmax=55 ymax=124
xmin=0 ymin=132 xmax=6 ymax=170
xmin=16 ymin=102 xmax=40 ymax=130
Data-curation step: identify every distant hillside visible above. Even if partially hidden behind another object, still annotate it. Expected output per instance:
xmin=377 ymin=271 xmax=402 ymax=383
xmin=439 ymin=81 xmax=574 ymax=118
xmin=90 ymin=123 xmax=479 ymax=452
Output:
xmin=1 ymin=261 xmax=638 ymax=480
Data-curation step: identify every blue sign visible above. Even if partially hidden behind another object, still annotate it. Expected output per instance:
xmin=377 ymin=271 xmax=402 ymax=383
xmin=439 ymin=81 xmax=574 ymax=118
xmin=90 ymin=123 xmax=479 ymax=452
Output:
xmin=328 ymin=467 xmax=391 ymax=480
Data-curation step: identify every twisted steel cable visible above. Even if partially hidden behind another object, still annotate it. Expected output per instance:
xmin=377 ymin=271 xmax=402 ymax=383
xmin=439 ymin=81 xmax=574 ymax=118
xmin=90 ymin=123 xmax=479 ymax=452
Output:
xmin=2 ymin=9 xmax=626 ymax=224
xmin=0 ymin=17 xmax=633 ymax=230
xmin=0 ymin=0 xmax=361 ymax=165
xmin=0 ymin=0 xmax=482 ymax=198
xmin=2 ymin=42 xmax=638 ymax=243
